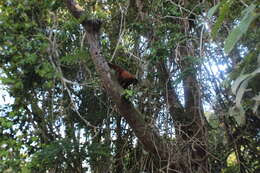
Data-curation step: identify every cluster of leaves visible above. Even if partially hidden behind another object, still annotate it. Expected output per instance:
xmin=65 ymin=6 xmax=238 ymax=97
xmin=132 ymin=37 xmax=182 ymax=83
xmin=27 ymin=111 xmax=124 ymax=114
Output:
xmin=207 ymin=0 xmax=260 ymax=172
xmin=209 ymin=0 xmax=259 ymax=54
xmin=211 ymin=1 xmax=260 ymax=126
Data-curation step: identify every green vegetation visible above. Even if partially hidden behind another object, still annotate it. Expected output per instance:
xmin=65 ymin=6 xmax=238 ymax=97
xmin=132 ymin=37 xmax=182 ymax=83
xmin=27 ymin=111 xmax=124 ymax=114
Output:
xmin=0 ymin=0 xmax=259 ymax=172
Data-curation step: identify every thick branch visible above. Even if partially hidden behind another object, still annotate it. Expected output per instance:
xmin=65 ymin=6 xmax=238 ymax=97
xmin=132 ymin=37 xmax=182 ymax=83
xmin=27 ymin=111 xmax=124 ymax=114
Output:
xmin=157 ymin=62 xmax=185 ymax=120
xmin=64 ymin=0 xmax=84 ymax=19
xmin=64 ymin=0 xmax=169 ymax=159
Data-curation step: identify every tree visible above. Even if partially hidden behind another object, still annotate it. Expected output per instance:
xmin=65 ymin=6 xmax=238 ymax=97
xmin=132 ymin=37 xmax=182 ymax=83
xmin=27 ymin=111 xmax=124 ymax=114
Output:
xmin=0 ymin=0 xmax=259 ymax=173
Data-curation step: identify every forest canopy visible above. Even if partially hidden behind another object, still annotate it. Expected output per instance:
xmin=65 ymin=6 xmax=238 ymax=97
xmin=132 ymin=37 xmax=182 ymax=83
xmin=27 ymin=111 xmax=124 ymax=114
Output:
xmin=0 ymin=0 xmax=259 ymax=173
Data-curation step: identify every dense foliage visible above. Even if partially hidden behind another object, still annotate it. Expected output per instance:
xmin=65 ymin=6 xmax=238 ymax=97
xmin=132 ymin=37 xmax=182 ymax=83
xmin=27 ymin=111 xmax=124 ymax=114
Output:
xmin=0 ymin=0 xmax=259 ymax=173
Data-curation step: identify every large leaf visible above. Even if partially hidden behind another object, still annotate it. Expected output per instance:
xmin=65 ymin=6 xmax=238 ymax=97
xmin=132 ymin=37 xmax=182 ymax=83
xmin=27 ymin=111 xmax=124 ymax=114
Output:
xmin=211 ymin=0 xmax=234 ymax=38
xmin=231 ymin=67 xmax=260 ymax=125
xmin=207 ymin=3 xmax=220 ymax=18
xmin=233 ymin=67 xmax=260 ymax=106
xmin=235 ymin=77 xmax=250 ymax=108
xmin=231 ymin=73 xmax=250 ymax=94
xmin=224 ymin=4 xmax=257 ymax=54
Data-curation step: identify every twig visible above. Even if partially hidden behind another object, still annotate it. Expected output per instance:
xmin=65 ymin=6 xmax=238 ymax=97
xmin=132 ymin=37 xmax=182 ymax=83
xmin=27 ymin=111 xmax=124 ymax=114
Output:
xmin=167 ymin=0 xmax=199 ymax=17
xmin=47 ymin=15 xmax=98 ymax=131
xmin=239 ymin=0 xmax=248 ymax=7
xmin=161 ymin=15 xmax=195 ymax=21
xmin=80 ymin=31 xmax=87 ymax=50
xmin=49 ymin=54 xmax=97 ymax=130
xmin=125 ymin=51 xmax=145 ymax=63
xmin=111 ymin=5 xmax=127 ymax=62
xmin=199 ymin=25 xmax=205 ymax=58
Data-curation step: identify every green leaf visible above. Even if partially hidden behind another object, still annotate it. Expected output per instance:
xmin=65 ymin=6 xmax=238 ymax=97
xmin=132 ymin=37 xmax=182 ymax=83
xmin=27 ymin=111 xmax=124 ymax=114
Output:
xmin=25 ymin=53 xmax=38 ymax=64
xmin=231 ymin=74 xmax=250 ymax=94
xmin=229 ymin=106 xmax=245 ymax=126
xmin=207 ymin=3 xmax=220 ymax=18
xmin=211 ymin=0 xmax=234 ymax=38
xmin=224 ymin=4 xmax=257 ymax=54
xmin=233 ymin=68 xmax=260 ymax=107
xmin=123 ymin=89 xmax=134 ymax=98
xmin=231 ymin=67 xmax=260 ymax=125
xmin=235 ymin=77 xmax=250 ymax=108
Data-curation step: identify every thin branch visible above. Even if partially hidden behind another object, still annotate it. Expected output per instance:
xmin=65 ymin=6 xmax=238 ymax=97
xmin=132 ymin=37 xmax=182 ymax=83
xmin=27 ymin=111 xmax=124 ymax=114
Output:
xmin=49 ymin=54 xmax=97 ymax=130
xmin=63 ymin=0 xmax=84 ymax=19
xmin=167 ymin=0 xmax=199 ymax=17
xmin=47 ymin=14 xmax=98 ymax=130
xmin=161 ymin=15 xmax=195 ymax=21
xmin=239 ymin=0 xmax=249 ymax=7
xmin=80 ymin=31 xmax=87 ymax=50
xmin=199 ymin=25 xmax=205 ymax=58
xmin=61 ymin=76 xmax=91 ymax=86
xmin=125 ymin=51 xmax=145 ymax=63
xmin=111 ymin=5 xmax=127 ymax=62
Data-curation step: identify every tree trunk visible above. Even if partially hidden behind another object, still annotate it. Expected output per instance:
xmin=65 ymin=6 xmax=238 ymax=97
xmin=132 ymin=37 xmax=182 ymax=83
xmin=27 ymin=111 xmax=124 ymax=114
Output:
xmin=64 ymin=0 xmax=209 ymax=172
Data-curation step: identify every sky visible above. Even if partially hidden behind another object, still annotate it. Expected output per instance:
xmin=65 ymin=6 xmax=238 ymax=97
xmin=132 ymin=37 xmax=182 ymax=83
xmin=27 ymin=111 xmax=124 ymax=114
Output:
xmin=0 ymin=81 xmax=14 ymax=106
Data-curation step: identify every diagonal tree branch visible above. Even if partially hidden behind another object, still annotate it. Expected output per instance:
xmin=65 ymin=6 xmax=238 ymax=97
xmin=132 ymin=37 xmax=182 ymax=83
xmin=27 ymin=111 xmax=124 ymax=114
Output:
xmin=64 ymin=0 xmax=84 ymax=18
xmin=63 ymin=0 xmax=169 ymax=159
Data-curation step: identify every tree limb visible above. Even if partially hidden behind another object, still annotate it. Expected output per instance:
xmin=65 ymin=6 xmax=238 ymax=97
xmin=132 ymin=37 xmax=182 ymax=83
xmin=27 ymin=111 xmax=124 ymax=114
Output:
xmin=64 ymin=0 xmax=169 ymax=159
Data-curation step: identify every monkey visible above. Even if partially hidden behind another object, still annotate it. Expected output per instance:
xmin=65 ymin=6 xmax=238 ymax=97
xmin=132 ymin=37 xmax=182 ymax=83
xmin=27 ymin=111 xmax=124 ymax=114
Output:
xmin=108 ymin=62 xmax=138 ymax=89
